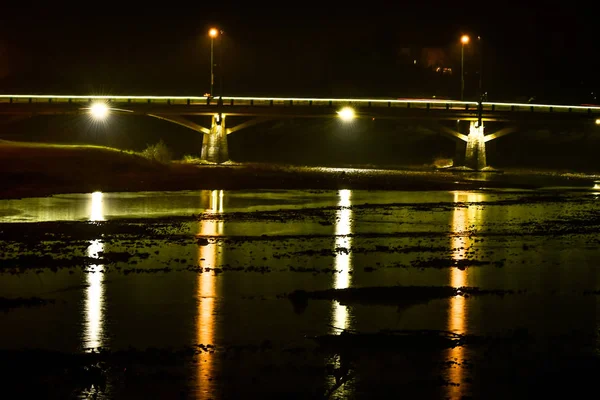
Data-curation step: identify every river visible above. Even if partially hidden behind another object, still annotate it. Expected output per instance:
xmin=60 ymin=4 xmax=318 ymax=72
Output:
xmin=1 ymin=186 xmax=600 ymax=399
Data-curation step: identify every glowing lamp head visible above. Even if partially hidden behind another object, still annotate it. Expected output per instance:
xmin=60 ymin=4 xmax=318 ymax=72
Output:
xmin=90 ymin=102 xmax=109 ymax=120
xmin=461 ymin=35 xmax=470 ymax=44
xmin=209 ymin=28 xmax=218 ymax=38
xmin=337 ymin=107 xmax=355 ymax=121
xmin=596 ymin=119 xmax=600 ymax=125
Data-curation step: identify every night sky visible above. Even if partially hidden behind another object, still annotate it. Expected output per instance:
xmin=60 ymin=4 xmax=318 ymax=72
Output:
xmin=0 ymin=4 xmax=598 ymax=103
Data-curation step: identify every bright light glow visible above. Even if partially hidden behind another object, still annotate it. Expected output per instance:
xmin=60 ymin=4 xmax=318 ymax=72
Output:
xmin=596 ymin=119 xmax=600 ymax=125
xmin=337 ymin=107 xmax=355 ymax=121
xmin=469 ymin=121 xmax=484 ymax=138
xmin=90 ymin=102 xmax=109 ymax=120
xmin=209 ymin=28 xmax=218 ymax=38
xmin=461 ymin=35 xmax=470 ymax=44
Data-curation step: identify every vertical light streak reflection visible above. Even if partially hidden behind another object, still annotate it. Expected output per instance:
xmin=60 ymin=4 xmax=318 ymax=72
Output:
xmin=196 ymin=190 xmax=224 ymax=398
xmin=85 ymin=191 xmax=105 ymax=350
xmin=331 ymin=189 xmax=353 ymax=333
xmin=447 ymin=191 xmax=484 ymax=398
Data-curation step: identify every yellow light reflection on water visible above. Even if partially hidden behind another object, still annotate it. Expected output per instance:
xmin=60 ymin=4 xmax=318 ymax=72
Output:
xmin=196 ymin=190 xmax=224 ymax=398
xmin=84 ymin=191 xmax=105 ymax=350
xmin=89 ymin=192 xmax=104 ymax=222
xmin=447 ymin=191 xmax=484 ymax=398
xmin=332 ymin=189 xmax=353 ymax=332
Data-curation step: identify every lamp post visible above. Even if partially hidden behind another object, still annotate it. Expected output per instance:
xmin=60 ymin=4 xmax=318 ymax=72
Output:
xmin=209 ymin=28 xmax=219 ymax=97
xmin=477 ymin=36 xmax=483 ymax=97
xmin=460 ymin=35 xmax=470 ymax=101
xmin=477 ymin=36 xmax=484 ymax=127
xmin=219 ymin=30 xmax=224 ymax=97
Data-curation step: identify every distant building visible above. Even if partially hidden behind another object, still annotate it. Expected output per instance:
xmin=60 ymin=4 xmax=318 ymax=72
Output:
xmin=421 ymin=48 xmax=452 ymax=74
xmin=397 ymin=46 xmax=453 ymax=74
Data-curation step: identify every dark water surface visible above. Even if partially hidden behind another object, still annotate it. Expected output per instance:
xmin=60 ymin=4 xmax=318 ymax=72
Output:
xmin=1 ymin=185 xmax=600 ymax=399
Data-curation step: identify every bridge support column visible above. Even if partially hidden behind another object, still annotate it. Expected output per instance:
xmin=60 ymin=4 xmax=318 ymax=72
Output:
xmin=201 ymin=114 xmax=228 ymax=163
xmin=464 ymin=121 xmax=486 ymax=170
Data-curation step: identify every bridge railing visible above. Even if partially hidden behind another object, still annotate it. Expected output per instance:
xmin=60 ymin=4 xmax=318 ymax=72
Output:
xmin=486 ymin=103 xmax=594 ymax=113
xmin=219 ymin=97 xmax=480 ymax=110
xmin=0 ymin=95 xmax=599 ymax=114
xmin=0 ymin=96 xmax=208 ymax=105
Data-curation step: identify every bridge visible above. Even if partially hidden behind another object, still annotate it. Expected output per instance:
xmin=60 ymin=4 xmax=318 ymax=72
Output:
xmin=1 ymin=94 xmax=599 ymax=170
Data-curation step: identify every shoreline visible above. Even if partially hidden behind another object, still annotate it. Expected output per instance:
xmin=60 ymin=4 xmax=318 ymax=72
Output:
xmin=1 ymin=140 xmax=598 ymax=199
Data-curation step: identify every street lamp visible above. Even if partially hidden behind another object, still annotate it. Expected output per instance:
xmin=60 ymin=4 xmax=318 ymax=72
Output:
xmin=89 ymin=102 xmax=109 ymax=121
xmin=460 ymin=35 xmax=470 ymax=101
xmin=209 ymin=28 xmax=219 ymax=97
xmin=337 ymin=107 xmax=355 ymax=121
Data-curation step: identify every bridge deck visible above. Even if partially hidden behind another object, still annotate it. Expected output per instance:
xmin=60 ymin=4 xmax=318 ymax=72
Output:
xmin=0 ymin=95 xmax=599 ymax=122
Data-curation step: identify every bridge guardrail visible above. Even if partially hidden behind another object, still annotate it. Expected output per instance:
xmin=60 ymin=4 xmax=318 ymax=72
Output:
xmin=0 ymin=95 xmax=599 ymax=114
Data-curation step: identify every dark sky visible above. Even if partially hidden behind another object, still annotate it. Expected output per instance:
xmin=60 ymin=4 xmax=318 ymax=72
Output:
xmin=0 ymin=4 xmax=597 ymax=102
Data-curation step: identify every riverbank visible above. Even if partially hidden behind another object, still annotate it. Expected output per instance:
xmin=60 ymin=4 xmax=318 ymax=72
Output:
xmin=1 ymin=140 xmax=597 ymax=199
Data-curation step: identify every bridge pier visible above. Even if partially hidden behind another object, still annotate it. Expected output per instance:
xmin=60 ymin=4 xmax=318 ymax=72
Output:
xmin=201 ymin=114 xmax=228 ymax=163
xmin=464 ymin=121 xmax=486 ymax=170
xmin=451 ymin=121 xmax=486 ymax=170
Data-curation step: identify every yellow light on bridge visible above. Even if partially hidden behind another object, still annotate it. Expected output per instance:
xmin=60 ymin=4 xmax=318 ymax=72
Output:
xmin=209 ymin=28 xmax=219 ymax=38
xmin=461 ymin=35 xmax=470 ymax=44
xmin=337 ymin=107 xmax=355 ymax=121
xmin=90 ymin=102 xmax=109 ymax=120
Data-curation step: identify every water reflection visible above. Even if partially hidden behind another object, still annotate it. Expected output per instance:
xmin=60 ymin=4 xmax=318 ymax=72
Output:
xmin=84 ymin=191 xmax=105 ymax=350
xmin=196 ymin=190 xmax=224 ymax=398
xmin=331 ymin=190 xmax=353 ymax=333
xmin=447 ymin=191 xmax=484 ymax=397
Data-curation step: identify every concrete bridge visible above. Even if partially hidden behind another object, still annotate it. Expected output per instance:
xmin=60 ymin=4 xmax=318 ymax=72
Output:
xmin=1 ymin=94 xmax=599 ymax=170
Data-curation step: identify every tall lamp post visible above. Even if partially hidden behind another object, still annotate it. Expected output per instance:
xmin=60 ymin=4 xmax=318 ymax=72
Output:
xmin=219 ymin=31 xmax=223 ymax=96
xmin=477 ymin=35 xmax=484 ymax=127
xmin=209 ymin=28 xmax=219 ymax=97
xmin=477 ymin=36 xmax=483 ymax=97
xmin=460 ymin=35 xmax=470 ymax=101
